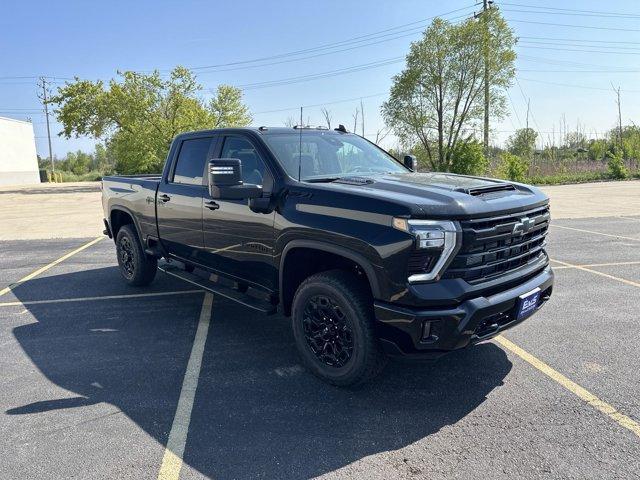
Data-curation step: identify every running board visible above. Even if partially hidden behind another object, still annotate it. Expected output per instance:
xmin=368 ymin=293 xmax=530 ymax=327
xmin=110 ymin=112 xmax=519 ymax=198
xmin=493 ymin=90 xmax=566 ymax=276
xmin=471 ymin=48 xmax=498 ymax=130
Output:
xmin=158 ymin=263 xmax=277 ymax=315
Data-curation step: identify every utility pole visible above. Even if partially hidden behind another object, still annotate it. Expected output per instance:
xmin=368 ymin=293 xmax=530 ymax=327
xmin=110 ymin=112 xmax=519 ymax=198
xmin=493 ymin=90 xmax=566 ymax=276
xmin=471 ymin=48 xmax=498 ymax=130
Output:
xmin=360 ymin=98 xmax=365 ymax=137
xmin=612 ymin=83 xmax=623 ymax=152
xmin=482 ymin=0 xmax=491 ymax=156
xmin=526 ymin=98 xmax=530 ymax=131
xmin=38 ymin=77 xmax=54 ymax=174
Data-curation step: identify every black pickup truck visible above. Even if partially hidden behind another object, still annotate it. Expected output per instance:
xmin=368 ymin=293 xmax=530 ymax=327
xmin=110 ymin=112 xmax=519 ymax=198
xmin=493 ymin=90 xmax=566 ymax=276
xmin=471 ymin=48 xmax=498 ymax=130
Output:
xmin=102 ymin=126 xmax=553 ymax=385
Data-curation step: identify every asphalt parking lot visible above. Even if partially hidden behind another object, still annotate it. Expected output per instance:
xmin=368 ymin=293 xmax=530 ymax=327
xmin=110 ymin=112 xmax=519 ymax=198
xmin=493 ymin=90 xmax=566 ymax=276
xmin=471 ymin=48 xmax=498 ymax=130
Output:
xmin=1 ymin=214 xmax=640 ymax=479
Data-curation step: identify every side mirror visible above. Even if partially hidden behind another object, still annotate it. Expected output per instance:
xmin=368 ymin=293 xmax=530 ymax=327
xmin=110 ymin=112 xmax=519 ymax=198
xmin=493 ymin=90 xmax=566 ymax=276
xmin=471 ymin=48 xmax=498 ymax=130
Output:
xmin=403 ymin=155 xmax=418 ymax=172
xmin=208 ymin=159 xmax=262 ymax=200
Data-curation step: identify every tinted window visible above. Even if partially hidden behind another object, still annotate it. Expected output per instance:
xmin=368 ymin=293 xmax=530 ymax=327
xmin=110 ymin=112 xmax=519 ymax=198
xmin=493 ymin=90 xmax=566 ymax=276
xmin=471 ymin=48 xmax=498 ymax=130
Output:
xmin=221 ymin=136 xmax=266 ymax=185
xmin=173 ymin=137 xmax=213 ymax=185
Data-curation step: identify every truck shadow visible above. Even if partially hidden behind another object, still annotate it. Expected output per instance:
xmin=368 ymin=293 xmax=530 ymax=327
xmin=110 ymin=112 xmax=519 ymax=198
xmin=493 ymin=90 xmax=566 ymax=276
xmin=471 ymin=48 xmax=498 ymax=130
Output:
xmin=7 ymin=267 xmax=512 ymax=479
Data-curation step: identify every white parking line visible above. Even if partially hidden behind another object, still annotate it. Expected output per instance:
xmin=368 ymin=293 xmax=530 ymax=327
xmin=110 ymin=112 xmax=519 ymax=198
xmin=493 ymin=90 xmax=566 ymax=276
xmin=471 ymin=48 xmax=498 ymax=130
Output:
xmin=157 ymin=292 xmax=213 ymax=480
xmin=550 ymin=224 xmax=640 ymax=242
xmin=551 ymin=260 xmax=640 ymax=270
xmin=0 ymin=290 xmax=202 ymax=308
xmin=553 ymin=259 xmax=640 ymax=289
xmin=0 ymin=236 xmax=104 ymax=298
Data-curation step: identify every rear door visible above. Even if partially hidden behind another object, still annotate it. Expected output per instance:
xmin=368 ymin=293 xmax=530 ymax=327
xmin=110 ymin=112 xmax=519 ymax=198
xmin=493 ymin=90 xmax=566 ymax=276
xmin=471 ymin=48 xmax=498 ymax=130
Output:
xmin=157 ymin=135 xmax=216 ymax=261
xmin=202 ymin=134 xmax=277 ymax=290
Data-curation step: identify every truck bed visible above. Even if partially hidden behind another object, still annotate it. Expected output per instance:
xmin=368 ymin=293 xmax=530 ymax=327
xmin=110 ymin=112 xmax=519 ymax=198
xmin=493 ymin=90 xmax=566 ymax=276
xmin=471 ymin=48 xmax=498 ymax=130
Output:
xmin=102 ymin=175 xmax=161 ymax=242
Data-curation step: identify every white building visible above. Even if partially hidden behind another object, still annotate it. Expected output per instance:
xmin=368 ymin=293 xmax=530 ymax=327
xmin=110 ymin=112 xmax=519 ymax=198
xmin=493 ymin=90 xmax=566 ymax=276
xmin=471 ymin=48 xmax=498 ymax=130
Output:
xmin=0 ymin=116 xmax=40 ymax=186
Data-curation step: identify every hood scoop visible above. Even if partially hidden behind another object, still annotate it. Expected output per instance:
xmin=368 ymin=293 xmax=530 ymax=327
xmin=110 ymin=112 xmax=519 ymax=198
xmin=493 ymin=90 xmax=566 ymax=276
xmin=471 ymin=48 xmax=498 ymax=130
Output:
xmin=457 ymin=183 xmax=517 ymax=196
xmin=335 ymin=176 xmax=376 ymax=185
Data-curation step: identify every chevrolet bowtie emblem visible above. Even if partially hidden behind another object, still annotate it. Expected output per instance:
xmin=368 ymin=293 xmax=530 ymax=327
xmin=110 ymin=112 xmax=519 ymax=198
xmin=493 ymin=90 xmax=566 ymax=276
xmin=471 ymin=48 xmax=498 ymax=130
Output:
xmin=513 ymin=217 xmax=535 ymax=235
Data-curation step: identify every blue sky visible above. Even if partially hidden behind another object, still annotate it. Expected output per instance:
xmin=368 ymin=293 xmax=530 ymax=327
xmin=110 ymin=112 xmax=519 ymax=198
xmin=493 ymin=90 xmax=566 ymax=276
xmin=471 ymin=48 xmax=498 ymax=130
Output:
xmin=2 ymin=0 xmax=639 ymax=158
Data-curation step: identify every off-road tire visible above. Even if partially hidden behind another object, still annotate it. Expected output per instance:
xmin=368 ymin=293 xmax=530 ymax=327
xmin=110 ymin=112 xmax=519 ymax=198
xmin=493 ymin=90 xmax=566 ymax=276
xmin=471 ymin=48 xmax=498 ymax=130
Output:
xmin=291 ymin=269 xmax=387 ymax=386
xmin=115 ymin=224 xmax=157 ymax=286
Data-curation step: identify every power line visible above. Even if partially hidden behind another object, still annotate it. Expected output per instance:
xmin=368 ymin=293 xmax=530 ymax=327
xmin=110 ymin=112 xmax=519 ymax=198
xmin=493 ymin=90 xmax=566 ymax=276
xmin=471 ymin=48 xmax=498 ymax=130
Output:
xmin=519 ymin=36 xmax=640 ymax=46
xmin=499 ymin=2 xmax=640 ymax=18
xmin=519 ymin=40 xmax=640 ymax=52
xmin=506 ymin=18 xmax=640 ymax=32
xmin=234 ymin=57 xmax=403 ymax=90
xmin=144 ymin=5 xmax=476 ymax=74
xmin=160 ymin=11 xmax=474 ymax=76
xmin=518 ymin=44 xmax=640 ymax=56
xmin=0 ymin=75 xmax=72 ymax=81
xmin=253 ymin=92 xmax=388 ymax=115
xmin=502 ymin=7 xmax=640 ymax=19
xmin=193 ymin=30 xmax=423 ymax=75
xmin=517 ymin=54 xmax=631 ymax=70
xmin=518 ymin=77 xmax=640 ymax=93
xmin=518 ymin=69 xmax=640 ymax=73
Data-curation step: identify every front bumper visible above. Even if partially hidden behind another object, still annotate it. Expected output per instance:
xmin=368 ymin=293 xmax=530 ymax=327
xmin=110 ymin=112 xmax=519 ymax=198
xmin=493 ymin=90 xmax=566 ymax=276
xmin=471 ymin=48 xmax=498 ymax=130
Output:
xmin=374 ymin=266 xmax=554 ymax=359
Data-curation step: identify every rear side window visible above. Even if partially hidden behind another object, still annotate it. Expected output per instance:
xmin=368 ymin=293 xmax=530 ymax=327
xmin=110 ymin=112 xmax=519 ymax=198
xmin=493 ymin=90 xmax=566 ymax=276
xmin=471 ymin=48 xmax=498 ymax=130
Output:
xmin=172 ymin=137 xmax=213 ymax=185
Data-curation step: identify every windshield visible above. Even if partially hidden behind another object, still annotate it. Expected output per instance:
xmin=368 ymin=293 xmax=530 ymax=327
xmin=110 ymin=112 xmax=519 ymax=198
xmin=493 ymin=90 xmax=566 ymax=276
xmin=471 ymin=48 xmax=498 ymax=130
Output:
xmin=262 ymin=132 xmax=407 ymax=181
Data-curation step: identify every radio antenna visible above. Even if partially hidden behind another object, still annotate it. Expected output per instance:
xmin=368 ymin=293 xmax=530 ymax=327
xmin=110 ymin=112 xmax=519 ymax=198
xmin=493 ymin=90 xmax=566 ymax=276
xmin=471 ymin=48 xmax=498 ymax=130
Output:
xmin=297 ymin=106 xmax=303 ymax=181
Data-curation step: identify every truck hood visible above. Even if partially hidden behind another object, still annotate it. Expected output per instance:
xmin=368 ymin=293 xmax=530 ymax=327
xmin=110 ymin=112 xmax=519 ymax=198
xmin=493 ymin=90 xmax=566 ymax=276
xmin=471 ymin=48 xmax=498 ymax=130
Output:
xmin=321 ymin=172 xmax=549 ymax=219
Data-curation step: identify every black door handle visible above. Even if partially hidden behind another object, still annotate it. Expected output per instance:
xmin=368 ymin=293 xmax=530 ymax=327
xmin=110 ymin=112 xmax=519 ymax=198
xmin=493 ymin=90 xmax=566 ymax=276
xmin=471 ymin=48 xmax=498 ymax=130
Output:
xmin=158 ymin=194 xmax=171 ymax=202
xmin=205 ymin=200 xmax=220 ymax=210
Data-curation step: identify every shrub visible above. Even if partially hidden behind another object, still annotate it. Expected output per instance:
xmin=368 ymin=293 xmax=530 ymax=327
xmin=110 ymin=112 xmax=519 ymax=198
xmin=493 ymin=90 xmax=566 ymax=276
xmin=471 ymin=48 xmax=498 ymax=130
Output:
xmin=449 ymin=140 xmax=488 ymax=176
xmin=587 ymin=139 xmax=607 ymax=161
xmin=497 ymin=152 xmax=529 ymax=182
xmin=606 ymin=149 xmax=628 ymax=179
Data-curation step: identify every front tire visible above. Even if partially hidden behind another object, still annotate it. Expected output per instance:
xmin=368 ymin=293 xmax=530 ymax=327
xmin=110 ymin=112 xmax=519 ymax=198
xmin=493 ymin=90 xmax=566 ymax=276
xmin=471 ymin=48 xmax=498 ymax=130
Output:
xmin=115 ymin=224 xmax=157 ymax=286
xmin=291 ymin=270 xmax=387 ymax=386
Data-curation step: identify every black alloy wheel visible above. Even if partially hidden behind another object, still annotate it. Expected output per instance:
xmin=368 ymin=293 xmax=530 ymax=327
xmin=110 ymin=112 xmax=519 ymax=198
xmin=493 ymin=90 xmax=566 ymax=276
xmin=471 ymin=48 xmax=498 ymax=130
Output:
xmin=302 ymin=294 xmax=354 ymax=368
xmin=119 ymin=236 xmax=136 ymax=279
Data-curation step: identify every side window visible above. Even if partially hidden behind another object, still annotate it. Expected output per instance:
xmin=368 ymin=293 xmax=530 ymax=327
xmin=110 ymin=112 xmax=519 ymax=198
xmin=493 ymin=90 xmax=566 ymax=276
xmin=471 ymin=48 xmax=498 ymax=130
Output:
xmin=220 ymin=136 xmax=267 ymax=186
xmin=172 ymin=137 xmax=213 ymax=185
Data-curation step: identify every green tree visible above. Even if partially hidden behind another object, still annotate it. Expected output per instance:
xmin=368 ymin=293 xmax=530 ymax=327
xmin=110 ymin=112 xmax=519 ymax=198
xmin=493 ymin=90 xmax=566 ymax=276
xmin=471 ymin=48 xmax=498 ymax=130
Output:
xmin=506 ymin=128 xmax=537 ymax=158
xmin=69 ymin=150 xmax=92 ymax=175
xmin=209 ymin=85 xmax=252 ymax=128
xmin=382 ymin=9 xmax=516 ymax=172
xmin=51 ymin=67 xmax=252 ymax=174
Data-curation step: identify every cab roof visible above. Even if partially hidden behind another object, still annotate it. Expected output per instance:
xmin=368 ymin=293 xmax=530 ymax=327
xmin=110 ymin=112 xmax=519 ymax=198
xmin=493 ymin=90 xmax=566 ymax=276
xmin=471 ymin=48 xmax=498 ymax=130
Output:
xmin=177 ymin=126 xmax=352 ymax=138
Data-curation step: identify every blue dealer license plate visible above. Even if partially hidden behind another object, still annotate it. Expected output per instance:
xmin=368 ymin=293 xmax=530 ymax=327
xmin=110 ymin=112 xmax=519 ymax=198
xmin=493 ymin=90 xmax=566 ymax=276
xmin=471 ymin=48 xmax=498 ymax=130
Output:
xmin=516 ymin=288 xmax=541 ymax=320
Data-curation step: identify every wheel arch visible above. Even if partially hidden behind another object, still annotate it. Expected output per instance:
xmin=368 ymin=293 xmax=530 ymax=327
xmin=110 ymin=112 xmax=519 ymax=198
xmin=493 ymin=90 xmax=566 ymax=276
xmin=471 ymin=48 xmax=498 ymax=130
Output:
xmin=279 ymin=240 xmax=381 ymax=316
xmin=109 ymin=206 xmax=144 ymax=247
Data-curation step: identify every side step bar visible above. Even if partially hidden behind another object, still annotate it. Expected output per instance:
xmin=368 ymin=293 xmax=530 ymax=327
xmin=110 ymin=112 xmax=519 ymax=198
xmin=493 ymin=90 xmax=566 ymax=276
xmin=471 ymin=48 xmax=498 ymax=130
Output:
xmin=158 ymin=263 xmax=277 ymax=315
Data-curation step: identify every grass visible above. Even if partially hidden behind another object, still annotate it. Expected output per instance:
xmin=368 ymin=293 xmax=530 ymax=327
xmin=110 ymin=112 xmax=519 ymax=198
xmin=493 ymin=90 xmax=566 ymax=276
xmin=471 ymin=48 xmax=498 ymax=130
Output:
xmin=45 ymin=170 xmax=108 ymax=182
xmin=527 ymin=171 xmax=611 ymax=185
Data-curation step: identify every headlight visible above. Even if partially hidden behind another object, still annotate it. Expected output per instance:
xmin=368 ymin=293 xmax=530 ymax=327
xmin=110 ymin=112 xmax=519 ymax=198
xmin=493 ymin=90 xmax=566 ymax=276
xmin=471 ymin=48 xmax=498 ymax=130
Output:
xmin=393 ymin=218 xmax=460 ymax=283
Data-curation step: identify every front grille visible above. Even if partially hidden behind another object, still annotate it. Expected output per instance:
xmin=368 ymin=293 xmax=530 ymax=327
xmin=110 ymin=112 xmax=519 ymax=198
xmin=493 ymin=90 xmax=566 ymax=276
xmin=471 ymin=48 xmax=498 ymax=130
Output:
xmin=444 ymin=205 xmax=550 ymax=283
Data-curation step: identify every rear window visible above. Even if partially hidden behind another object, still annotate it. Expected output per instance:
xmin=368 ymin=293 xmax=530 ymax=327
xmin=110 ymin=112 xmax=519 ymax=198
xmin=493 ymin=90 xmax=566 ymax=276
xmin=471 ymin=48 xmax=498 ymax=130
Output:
xmin=172 ymin=137 xmax=213 ymax=185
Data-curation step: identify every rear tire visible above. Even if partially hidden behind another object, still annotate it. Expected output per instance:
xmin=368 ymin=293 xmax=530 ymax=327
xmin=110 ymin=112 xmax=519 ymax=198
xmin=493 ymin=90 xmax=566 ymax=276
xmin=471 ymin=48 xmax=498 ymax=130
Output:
xmin=115 ymin=224 xmax=157 ymax=286
xmin=291 ymin=269 xmax=387 ymax=386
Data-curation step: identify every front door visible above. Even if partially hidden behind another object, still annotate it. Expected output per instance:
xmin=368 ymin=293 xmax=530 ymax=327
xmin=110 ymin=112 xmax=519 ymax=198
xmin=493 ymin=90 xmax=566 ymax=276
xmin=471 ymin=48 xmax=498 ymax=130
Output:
xmin=202 ymin=134 xmax=277 ymax=290
xmin=157 ymin=135 xmax=215 ymax=262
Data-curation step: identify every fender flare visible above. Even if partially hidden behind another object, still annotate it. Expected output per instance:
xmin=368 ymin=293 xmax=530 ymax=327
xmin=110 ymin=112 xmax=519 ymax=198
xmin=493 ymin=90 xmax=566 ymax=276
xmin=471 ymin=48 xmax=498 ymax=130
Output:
xmin=278 ymin=239 xmax=382 ymax=305
xmin=109 ymin=205 xmax=145 ymax=247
